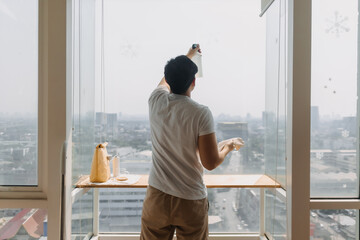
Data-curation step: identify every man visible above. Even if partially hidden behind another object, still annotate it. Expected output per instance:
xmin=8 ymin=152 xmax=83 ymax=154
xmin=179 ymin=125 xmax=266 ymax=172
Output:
xmin=140 ymin=45 xmax=244 ymax=240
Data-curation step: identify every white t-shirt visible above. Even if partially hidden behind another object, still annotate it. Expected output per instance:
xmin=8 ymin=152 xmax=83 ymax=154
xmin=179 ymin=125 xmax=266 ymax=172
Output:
xmin=148 ymin=85 xmax=215 ymax=200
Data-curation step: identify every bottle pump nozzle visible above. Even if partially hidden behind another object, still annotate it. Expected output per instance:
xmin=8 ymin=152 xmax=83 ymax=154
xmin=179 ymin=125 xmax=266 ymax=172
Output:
xmin=191 ymin=43 xmax=203 ymax=78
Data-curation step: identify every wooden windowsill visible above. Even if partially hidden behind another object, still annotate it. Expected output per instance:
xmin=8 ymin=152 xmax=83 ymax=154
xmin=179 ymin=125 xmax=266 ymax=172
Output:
xmin=75 ymin=174 xmax=281 ymax=189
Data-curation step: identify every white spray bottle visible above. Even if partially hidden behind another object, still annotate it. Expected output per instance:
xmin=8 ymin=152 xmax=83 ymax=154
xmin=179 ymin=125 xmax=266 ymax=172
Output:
xmin=191 ymin=44 xmax=203 ymax=78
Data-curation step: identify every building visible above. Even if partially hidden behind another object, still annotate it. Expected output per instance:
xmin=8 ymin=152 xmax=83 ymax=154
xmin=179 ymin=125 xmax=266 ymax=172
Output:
xmin=311 ymin=106 xmax=319 ymax=130
xmin=217 ymin=122 xmax=249 ymax=165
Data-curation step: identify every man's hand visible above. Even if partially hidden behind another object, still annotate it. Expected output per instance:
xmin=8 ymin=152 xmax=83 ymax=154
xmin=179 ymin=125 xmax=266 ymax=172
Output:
xmin=198 ymin=134 xmax=245 ymax=171
xmin=232 ymin=138 xmax=245 ymax=151
xmin=186 ymin=44 xmax=201 ymax=59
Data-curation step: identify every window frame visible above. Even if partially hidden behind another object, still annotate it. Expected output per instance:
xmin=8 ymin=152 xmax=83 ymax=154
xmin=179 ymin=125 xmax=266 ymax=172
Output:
xmin=0 ymin=0 xmax=67 ymax=238
xmin=0 ymin=0 xmax=47 ymax=199
xmin=307 ymin=0 xmax=360 ymax=239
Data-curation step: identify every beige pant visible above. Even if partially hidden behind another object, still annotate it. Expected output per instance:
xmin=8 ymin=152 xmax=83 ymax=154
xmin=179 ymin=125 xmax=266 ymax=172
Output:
xmin=140 ymin=186 xmax=209 ymax=240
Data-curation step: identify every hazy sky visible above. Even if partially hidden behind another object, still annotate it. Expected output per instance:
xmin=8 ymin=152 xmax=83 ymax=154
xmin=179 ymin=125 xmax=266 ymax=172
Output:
xmin=311 ymin=0 xmax=358 ymax=118
xmin=97 ymin=0 xmax=266 ymax=117
xmin=0 ymin=0 xmax=38 ymax=116
xmin=97 ymin=0 xmax=358 ymax=118
xmin=0 ymin=0 xmax=358 ymax=118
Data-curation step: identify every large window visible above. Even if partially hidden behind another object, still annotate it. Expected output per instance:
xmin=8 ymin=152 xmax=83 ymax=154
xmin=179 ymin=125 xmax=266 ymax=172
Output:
xmin=309 ymin=0 xmax=360 ymax=239
xmin=263 ymin=0 xmax=287 ymax=238
xmin=71 ymin=0 xmax=267 ymax=235
xmin=71 ymin=0 xmax=96 ymax=237
xmin=311 ymin=0 xmax=359 ymax=197
xmin=70 ymin=0 xmax=360 ymax=239
xmin=0 ymin=0 xmax=39 ymax=186
xmin=99 ymin=0 xmax=266 ymax=179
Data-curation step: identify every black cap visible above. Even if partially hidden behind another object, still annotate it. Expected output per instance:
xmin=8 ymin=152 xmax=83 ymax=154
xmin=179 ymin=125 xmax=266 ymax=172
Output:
xmin=164 ymin=55 xmax=198 ymax=94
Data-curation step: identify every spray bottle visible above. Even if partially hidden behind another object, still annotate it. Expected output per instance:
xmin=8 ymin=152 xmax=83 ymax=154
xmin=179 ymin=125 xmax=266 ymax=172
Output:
xmin=191 ymin=43 xmax=203 ymax=78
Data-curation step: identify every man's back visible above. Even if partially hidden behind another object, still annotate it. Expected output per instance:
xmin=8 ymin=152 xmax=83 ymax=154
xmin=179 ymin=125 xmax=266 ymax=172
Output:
xmin=148 ymin=85 xmax=215 ymax=200
xmin=141 ymin=48 xmax=244 ymax=240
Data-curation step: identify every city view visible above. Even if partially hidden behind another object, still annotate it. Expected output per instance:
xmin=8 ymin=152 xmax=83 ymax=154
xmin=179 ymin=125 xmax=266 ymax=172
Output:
xmin=0 ymin=107 xmax=358 ymax=238
xmin=0 ymin=0 xmax=358 ymax=238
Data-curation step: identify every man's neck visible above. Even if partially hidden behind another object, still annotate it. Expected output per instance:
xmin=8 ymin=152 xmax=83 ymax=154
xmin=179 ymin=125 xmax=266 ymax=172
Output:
xmin=170 ymin=91 xmax=190 ymax=98
xmin=182 ymin=92 xmax=191 ymax=98
xmin=182 ymin=88 xmax=192 ymax=98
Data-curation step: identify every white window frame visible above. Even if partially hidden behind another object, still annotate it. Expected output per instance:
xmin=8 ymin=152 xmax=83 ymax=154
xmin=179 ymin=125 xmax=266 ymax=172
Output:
xmin=0 ymin=0 xmax=67 ymax=238
xmin=307 ymin=2 xmax=360 ymax=239
xmin=0 ymin=0 xmax=46 ymax=199
xmin=290 ymin=0 xmax=360 ymax=239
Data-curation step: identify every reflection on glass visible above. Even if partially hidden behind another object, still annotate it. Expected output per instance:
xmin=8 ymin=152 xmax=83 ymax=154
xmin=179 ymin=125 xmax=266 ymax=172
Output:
xmin=99 ymin=188 xmax=146 ymax=232
xmin=71 ymin=0 xmax=95 ymax=238
xmin=310 ymin=210 xmax=357 ymax=240
xmin=265 ymin=189 xmax=286 ymax=240
xmin=0 ymin=0 xmax=38 ymax=186
xmin=72 ymin=0 xmax=96 ymax=185
xmin=264 ymin=0 xmax=286 ymax=187
xmin=72 ymin=189 xmax=93 ymax=238
xmin=0 ymin=208 xmax=47 ymax=238
xmin=264 ymin=0 xmax=287 ymax=239
xmin=311 ymin=0 xmax=359 ymax=197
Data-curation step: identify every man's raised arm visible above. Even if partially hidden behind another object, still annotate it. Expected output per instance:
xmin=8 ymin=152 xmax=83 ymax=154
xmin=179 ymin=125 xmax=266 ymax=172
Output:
xmin=157 ymin=77 xmax=170 ymax=90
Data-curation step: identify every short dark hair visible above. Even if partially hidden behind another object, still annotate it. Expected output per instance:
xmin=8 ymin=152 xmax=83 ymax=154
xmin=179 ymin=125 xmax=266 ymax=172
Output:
xmin=164 ymin=55 xmax=198 ymax=94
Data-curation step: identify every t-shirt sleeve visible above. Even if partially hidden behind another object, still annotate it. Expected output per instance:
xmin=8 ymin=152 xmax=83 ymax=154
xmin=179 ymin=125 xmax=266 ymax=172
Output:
xmin=148 ymin=85 xmax=170 ymax=107
xmin=198 ymin=107 xmax=215 ymax=136
xmin=148 ymin=85 xmax=170 ymax=105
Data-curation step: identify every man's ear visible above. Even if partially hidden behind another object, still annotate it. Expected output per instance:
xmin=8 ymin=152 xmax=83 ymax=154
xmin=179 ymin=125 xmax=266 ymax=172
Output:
xmin=192 ymin=78 xmax=196 ymax=86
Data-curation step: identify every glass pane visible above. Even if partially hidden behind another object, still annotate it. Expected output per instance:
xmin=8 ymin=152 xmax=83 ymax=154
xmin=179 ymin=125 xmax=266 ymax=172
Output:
xmin=311 ymin=210 xmax=358 ymax=239
xmin=101 ymin=0 xmax=266 ymax=175
xmin=311 ymin=0 xmax=359 ymax=197
xmin=98 ymin=188 xmax=260 ymax=233
xmin=99 ymin=159 xmax=149 ymax=233
xmin=0 ymin=0 xmax=38 ymax=185
xmin=97 ymin=0 xmax=266 ymax=235
xmin=0 ymin=208 xmax=47 ymax=238
xmin=208 ymin=188 xmax=259 ymax=233
xmin=265 ymin=189 xmax=287 ymax=239
xmin=72 ymin=0 xmax=96 ymax=185
xmin=264 ymin=0 xmax=286 ymax=187
xmin=71 ymin=0 xmax=96 ymax=236
xmin=72 ymin=189 xmax=93 ymax=238
xmin=99 ymin=188 xmax=146 ymax=232
xmin=264 ymin=0 xmax=287 ymax=238
xmin=74 ymin=0 xmax=267 ymax=235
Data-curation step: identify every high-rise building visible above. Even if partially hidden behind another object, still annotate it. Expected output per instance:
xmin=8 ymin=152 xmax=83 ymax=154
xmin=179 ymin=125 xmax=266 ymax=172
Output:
xmin=217 ymin=122 xmax=249 ymax=164
xmin=96 ymin=112 xmax=107 ymax=125
xmin=106 ymin=113 xmax=118 ymax=133
xmin=343 ymin=116 xmax=356 ymax=135
xmin=311 ymin=106 xmax=319 ymax=130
